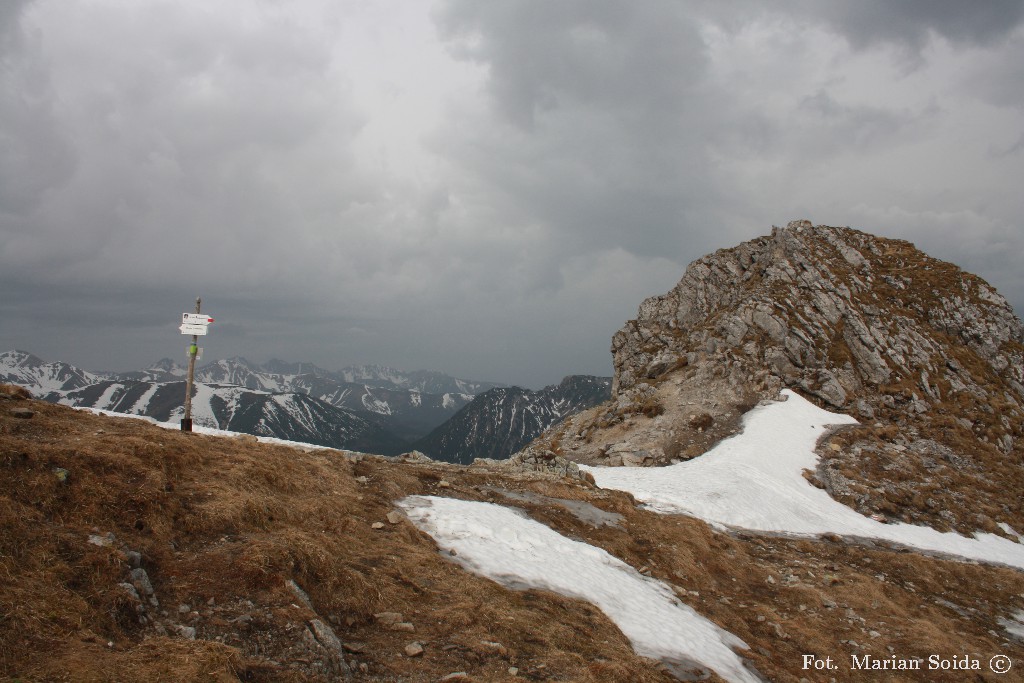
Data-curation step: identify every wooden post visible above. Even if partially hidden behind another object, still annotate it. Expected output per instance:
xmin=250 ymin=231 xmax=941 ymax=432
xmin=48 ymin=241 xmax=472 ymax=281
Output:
xmin=181 ymin=297 xmax=201 ymax=432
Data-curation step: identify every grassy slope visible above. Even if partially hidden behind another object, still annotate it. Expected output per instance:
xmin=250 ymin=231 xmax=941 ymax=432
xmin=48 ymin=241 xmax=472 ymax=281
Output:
xmin=2 ymin=392 xmax=1023 ymax=682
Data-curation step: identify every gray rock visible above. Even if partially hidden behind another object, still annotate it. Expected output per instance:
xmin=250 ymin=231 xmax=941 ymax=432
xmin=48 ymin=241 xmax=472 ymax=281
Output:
xmin=130 ymin=567 xmax=154 ymax=596
xmin=752 ymin=307 xmax=787 ymax=343
xmin=645 ymin=351 xmax=679 ymax=378
xmin=173 ymin=625 xmax=196 ymax=640
xmin=374 ymin=611 xmax=403 ymax=626
xmin=307 ymin=619 xmax=354 ymax=679
xmin=399 ymin=450 xmax=433 ymax=463
xmin=88 ymin=534 xmax=112 ymax=547
xmin=309 ymin=619 xmax=343 ymax=653
xmin=507 ymin=451 xmax=591 ymax=482
xmin=620 ymin=451 xmax=650 ymax=467
xmin=118 ymin=582 xmax=140 ymax=602
xmin=287 ymin=579 xmax=313 ymax=609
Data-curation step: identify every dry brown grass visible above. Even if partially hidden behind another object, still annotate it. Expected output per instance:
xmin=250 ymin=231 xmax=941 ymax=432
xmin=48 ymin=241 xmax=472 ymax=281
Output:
xmin=0 ymin=384 xmax=31 ymax=400
xmin=2 ymin=398 xmax=1023 ymax=682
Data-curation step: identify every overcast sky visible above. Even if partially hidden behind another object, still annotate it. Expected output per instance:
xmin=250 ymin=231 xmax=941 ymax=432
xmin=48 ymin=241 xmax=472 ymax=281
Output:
xmin=2 ymin=1 xmax=1023 ymax=388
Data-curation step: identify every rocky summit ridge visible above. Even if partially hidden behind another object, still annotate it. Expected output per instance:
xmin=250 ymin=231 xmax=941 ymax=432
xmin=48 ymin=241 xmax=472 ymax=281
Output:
xmin=523 ymin=221 xmax=1024 ymax=537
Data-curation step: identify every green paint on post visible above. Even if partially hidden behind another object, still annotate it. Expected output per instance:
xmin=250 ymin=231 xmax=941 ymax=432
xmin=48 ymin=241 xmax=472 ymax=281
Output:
xmin=189 ymin=344 xmax=198 ymax=355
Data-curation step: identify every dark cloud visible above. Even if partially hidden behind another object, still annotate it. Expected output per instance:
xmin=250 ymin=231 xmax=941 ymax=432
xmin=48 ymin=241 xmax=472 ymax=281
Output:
xmin=727 ymin=0 xmax=1024 ymax=54
xmin=802 ymin=0 xmax=1024 ymax=50
xmin=436 ymin=1 xmax=704 ymax=128
xmin=0 ymin=0 xmax=32 ymax=49
xmin=0 ymin=1 xmax=77 ymax=214
xmin=1 ymin=1 xmax=1022 ymax=386
xmin=432 ymin=0 xmax=734 ymax=264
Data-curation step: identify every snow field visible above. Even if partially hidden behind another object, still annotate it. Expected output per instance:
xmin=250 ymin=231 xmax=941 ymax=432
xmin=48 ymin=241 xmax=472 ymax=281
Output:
xmin=398 ymin=495 xmax=762 ymax=683
xmin=129 ymin=383 xmax=160 ymax=415
xmin=581 ymin=390 xmax=1024 ymax=570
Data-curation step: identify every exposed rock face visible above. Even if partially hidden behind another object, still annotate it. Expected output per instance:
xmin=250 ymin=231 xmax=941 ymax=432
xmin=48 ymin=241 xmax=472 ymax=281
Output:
xmin=523 ymin=221 xmax=1024 ymax=536
xmin=612 ymin=221 xmax=1023 ymax=410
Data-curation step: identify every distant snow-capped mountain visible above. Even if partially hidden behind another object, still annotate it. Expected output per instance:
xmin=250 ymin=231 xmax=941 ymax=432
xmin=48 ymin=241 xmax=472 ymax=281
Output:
xmin=0 ymin=350 xmax=100 ymax=393
xmin=182 ymin=357 xmax=484 ymax=441
xmin=413 ymin=375 xmax=612 ymax=464
xmin=114 ymin=358 xmax=187 ymax=383
xmin=333 ymin=364 xmax=503 ymax=396
xmin=1 ymin=351 xmax=505 ymax=453
xmin=58 ymin=379 xmax=403 ymax=453
xmin=186 ymin=357 xmax=502 ymax=397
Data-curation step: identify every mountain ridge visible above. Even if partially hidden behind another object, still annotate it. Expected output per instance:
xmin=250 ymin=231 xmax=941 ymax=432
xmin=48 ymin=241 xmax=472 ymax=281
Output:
xmin=0 ymin=351 xmax=500 ymax=452
xmin=519 ymin=221 xmax=1024 ymax=537
xmin=413 ymin=375 xmax=612 ymax=464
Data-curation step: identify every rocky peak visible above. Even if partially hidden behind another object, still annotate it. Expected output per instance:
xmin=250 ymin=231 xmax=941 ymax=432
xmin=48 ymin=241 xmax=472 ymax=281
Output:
xmin=1 ymin=349 xmax=46 ymax=368
xmin=613 ymin=220 xmax=1022 ymax=408
xmin=525 ymin=221 xmax=1024 ymax=536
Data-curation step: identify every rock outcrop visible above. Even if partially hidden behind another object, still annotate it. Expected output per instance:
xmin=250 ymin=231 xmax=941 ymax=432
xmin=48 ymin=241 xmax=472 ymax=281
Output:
xmin=522 ymin=221 xmax=1024 ymax=536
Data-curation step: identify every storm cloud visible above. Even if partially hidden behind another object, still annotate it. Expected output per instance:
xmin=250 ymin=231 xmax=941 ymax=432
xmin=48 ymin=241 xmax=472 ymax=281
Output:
xmin=2 ymin=0 xmax=1023 ymax=387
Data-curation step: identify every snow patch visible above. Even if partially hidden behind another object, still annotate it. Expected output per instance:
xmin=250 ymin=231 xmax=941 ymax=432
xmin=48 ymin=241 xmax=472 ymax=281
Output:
xmin=361 ymin=394 xmax=392 ymax=415
xmin=188 ymin=383 xmax=219 ymax=428
xmin=130 ymin=384 xmax=160 ymax=415
xmin=398 ymin=495 xmax=760 ymax=683
xmin=582 ymin=390 xmax=1024 ymax=570
xmin=94 ymin=383 xmax=121 ymax=409
xmin=1000 ymin=609 xmax=1024 ymax=640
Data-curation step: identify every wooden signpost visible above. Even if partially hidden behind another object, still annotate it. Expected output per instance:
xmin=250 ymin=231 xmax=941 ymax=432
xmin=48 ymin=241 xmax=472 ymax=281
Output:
xmin=179 ymin=298 xmax=214 ymax=432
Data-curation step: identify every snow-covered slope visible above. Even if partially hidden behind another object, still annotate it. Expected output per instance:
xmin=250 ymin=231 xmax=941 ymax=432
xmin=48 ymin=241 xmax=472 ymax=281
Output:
xmin=194 ymin=357 xmax=273 ymax=390
xmin=400 ymin=495 xmax=761 ymax=683
xmin=583 ymin=390 xmax=1024 ymax=570
xmin=115 ymin=358 xmax=186 ymax=382
xmin=57 ymin=379 xmax=404 ymax=452
xmin=2 ymin=352 xmax=490 ymax=449
xmin=0 ymin=350 xmax=100 ymax=393
xmin=191 ymin=357 xmax=479 ymax=439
